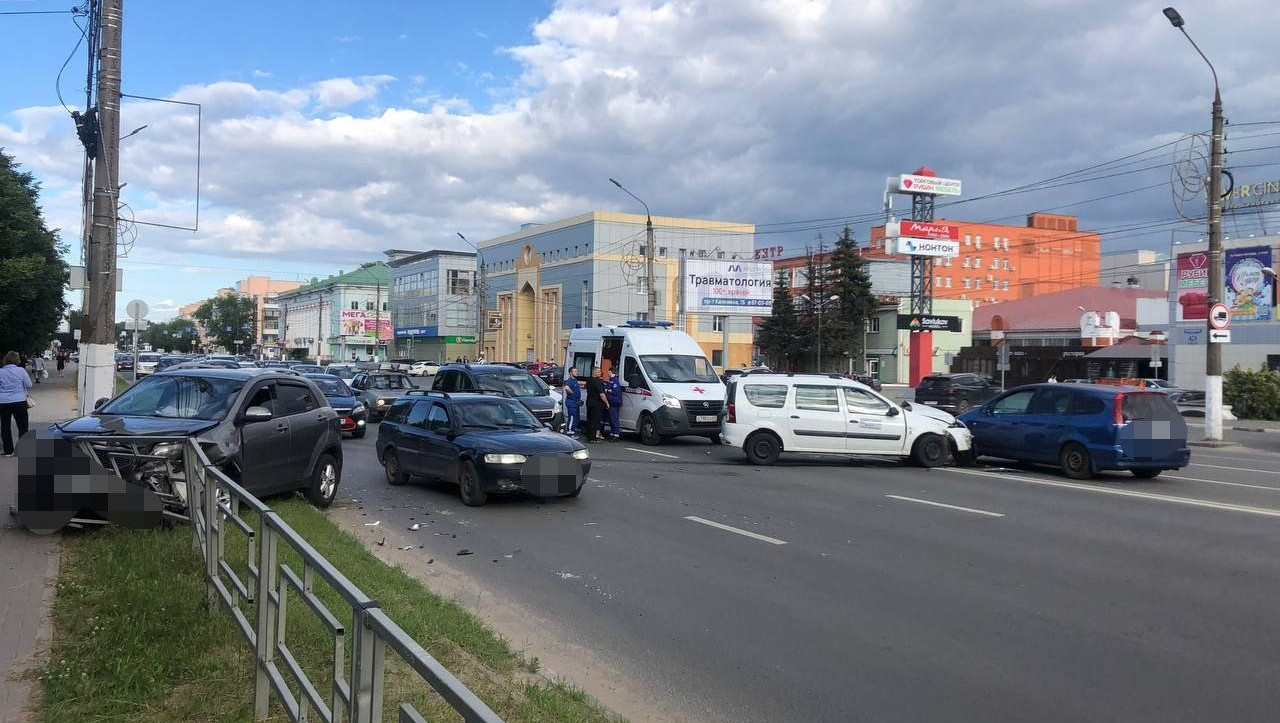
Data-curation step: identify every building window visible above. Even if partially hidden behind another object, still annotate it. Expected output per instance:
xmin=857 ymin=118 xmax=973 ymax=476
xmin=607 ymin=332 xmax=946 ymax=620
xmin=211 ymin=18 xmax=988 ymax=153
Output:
xmin=965 ymin=234 xmax=972 ymax=246
xmin=975 ymin=235 xmax=982 ymax=248
xmin=1002 ymin=280 xmax=1010 ymax=290
xmin=581 ymin=280 xmax=589 ymax=326
xmin=635 ymin=312 xmax=649 ymax=322
xmin=448 ymin=269 xmax=474 ymax=295
xmin=637 ymin=277 xmax=650 ymax=295
xmin=712 ymin=315 xmax=726 ymax=332
xmin=866 ymin=317 xmax=880 ymax=333
xmin=711 ymin=349 xmax=724 ymax=367
xmin=963 ymin=278 xmax=971 ymax=289
xmin=638 ymin=246 xmax=647 ymax=257
xmin=717 ymin=251 xmax=725 ymax=259
xmin=963 ymin=258 xmax=971 ymax=268
xmin=945 ymin=277 xmax=953 ymax=288
xmin=659 ymin=246 xmax=668 ymax=258
xmin=350 ymin=301 xmax=358 ymax=310
xmin=365 ymin=301 xmax=375 ymax=311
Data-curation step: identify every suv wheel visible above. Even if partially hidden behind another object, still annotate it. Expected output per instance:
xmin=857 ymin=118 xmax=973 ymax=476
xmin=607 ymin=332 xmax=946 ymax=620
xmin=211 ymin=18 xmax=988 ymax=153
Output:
xmin=458 ymin=460 xmax=487 ymax=507
xmin=955 ymin=398 xmax=971 ymax=414
xmin=1059 ymin=442 xmax=1093 ymax=480
xmin=911 ymin=434 xmax=948 ymax=468
xmin=383 ymin=449 xmax=408 ymax=486
xmin=305 ymin=453 xmax=341 ymax=508
xmin=744 ymin=431 xmax=781 ymax=465
xmin=638 ymin=413 xmax=663 ymax=446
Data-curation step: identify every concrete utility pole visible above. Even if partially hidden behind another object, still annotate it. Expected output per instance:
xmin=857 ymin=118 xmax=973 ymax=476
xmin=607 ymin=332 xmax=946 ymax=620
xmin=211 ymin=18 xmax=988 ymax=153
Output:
xmin=1164 ymin=6 xmax=1227 ymax=442
xmin=458 ymin=233 xmax=486 ymax=359
xmin=610 ymin=179 xmax=658 ymax=321
xmin=80 ymin=0 xmax=122 ymax=414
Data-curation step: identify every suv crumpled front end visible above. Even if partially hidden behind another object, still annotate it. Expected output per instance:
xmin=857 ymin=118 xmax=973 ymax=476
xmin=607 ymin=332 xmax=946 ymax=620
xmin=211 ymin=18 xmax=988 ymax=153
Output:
xmin=906 ymin=403 xmax=973 ymax=455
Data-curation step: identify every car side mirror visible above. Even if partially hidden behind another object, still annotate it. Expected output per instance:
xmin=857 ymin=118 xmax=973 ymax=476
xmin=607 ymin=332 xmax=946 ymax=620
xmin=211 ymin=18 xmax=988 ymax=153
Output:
xmin=93 ymin=397 xmax=109 ymax=410
xmin=243 ymin=406 xmax=273 ymax=423
xmin=886 ymin=407 xmax=900 ymax=417
xmin=982 ymin=406 xmax=994 ymax=416
xmin=901 ymin=401 xmax=912 ymax=411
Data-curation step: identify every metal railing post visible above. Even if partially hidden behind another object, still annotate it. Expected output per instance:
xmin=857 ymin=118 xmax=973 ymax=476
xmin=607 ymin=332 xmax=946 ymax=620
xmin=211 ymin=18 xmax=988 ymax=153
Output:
xmin=253 ymin=515 xmax=278 ymax=719
xmin=350 ymin=606 xmax=384 ymax=723
xmin=203 ymin=456 xmax=218 ymax=613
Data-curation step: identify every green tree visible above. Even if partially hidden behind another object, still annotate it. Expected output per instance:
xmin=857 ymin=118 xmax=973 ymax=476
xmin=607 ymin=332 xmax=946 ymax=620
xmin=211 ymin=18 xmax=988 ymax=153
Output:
xmin=756 ymin=269 xmax=802 ymax=369
xmin=0 ymin=149 xmax=68 ymax=354
xmin=824 ymin=225 xmax=878 ymax=371
xmin=54 ymin=308 xmax=81 ymax=351
xmin=138 ymin=319 xmax=197 ymax=353
xmin=796 ymin=237 xmax=835 ymax=371
xmin=192 ymin=295 xmax=256 ymax=352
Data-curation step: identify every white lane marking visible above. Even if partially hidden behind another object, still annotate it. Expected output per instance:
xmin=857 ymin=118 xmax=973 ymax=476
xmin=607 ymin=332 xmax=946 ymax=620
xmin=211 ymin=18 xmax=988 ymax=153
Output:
xmin=944 ymin=468 xmax=1280 ymax=518
xmin=884 ymin=495 xmax=1006 ymax=518
xmin=1188 ymin=461 xmax=1280 ymax=476
xmin=683 ymin=516 xmax=788 ymax=545
xmin=625 ymin=447 xmax=680 ymax=459
xmin=1163 ymin=474 xmax=1280 ymax=491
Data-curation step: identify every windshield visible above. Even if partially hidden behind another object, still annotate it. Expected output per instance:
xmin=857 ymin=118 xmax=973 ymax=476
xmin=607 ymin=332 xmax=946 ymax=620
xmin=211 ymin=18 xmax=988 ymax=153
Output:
xmin=368 ymin=375 xmax=410 ymax=390
xmin=455 ymin=399 xmax=542 ymax=429
xmin=327 ymin=367 xmax=357 ymax=379
xmin=292 ymin=365 xmax=323 ymax=373
xmin=476 ymin=371 xmax=547 ymax=397
xmin=139 ymin=353 xmax=162 ymax=362
xmin=639 ymin=355 xmax=719 ymax=384
xmin=100 ymin=374 xmax=245 ymax=420
xmin=310 ymin=377 xmax=352 ymax=396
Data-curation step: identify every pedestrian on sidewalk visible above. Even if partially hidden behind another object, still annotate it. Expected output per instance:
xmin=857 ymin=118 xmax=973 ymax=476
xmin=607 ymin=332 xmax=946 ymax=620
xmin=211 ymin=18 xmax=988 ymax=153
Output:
xmin=31 ymin=353 xmax=46 ymax=384
xmin=56 ymin=349 xmax=66 ymax=378
xmin=562 ymin=366 xmax=581 ymax=436
xmin=0 ymin=351 xmax=33 ymax=456
xmin=583 ymin=365 xmax=607 ymax=443
xmin=604 ymin=367 xmax=623 ymax=439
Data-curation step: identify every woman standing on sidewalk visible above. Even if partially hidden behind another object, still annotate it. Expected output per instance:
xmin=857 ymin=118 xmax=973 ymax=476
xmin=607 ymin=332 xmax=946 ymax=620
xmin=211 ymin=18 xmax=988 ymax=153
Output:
xmin=0 ymin=351 xmax=33 ymax=457
xmin=31 ymin=353 xmax=45 ymax=385
xmin=56 ymin=349 xmax=66 ymax=378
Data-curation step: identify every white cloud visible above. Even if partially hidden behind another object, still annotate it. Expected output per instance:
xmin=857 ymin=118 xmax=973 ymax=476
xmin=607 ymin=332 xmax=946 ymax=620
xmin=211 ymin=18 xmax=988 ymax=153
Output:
xmin=250 ymin=69 xmax=273 ymax=79
xmin=5 ymin=0 xmax=1280 ymax=275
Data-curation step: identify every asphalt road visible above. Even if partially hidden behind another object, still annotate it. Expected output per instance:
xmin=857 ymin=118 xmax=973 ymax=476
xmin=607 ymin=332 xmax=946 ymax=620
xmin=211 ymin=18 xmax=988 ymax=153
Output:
xmin=331 ymin=416 xmax=1280 ymax=723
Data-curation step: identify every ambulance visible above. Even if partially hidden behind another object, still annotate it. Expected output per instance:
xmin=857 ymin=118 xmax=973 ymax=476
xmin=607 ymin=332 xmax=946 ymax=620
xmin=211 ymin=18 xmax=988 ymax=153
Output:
xmin=565 ymin=321 xmax=725 ymax=445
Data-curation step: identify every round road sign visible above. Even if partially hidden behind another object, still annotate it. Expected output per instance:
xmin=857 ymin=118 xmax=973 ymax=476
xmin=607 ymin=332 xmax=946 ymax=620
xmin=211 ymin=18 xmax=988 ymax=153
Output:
xmin=1209 ymin=303 xmax=1230 ymax=330
xmin=126 ymin=299 xmax=149 ymax=320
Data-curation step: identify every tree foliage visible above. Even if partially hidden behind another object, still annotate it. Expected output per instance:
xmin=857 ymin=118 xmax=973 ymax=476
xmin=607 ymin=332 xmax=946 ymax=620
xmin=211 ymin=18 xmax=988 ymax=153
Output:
xmin=0 ymin=149 xmax=68 ymax=355
xmin=1224 ymin=364 xmax=1280 ymax=420
xmin=192 ymin=295 xmax=256 ymax=352
xmin=756 ymin=269 xmax=802 ymax=368
xmin=824 ymin=225 xmax=878 ymax=368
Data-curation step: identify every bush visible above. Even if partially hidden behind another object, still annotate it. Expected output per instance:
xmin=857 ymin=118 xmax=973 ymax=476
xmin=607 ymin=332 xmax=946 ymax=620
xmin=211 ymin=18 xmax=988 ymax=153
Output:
xmin=1224 ymin=364 xmax=1280 ymax=420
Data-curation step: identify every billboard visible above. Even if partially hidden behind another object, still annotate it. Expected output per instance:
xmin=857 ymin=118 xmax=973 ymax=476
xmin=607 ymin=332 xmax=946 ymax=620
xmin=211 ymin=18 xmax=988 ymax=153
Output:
xmin=1225 ymin=246 xmax=1274 ymax=322
xmin=682 ymin=259 xmax=773 ymax=315
xmin=886 ymin=237 xmax=960 ymax=257
xmin=1175 ymin=251 xmax=1210 ymax=322
xmin=884 ymin=220 xmax=959 ymax=240
xmin=340 ymin=310 xmax=392 ymax=341
xmin=897 ymin=314 xmax=962 ymax=332
xmin=898 ymin=174 xmax=962 ymax=196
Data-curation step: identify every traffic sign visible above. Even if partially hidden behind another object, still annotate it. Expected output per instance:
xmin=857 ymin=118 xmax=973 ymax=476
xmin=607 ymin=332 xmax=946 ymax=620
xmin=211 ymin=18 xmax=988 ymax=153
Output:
xmin=1209 ymin=303 xmax=1230 ymax=329
xmin=1209 ymin=329 xmax=1231 ymax=344
xmin=126 ymin=298 xmax=148 ymax=320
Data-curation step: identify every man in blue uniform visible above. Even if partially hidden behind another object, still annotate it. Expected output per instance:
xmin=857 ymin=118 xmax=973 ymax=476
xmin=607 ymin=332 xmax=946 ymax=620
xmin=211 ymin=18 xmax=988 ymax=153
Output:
xmin=604 ymin=367 xmax=623 ymax=439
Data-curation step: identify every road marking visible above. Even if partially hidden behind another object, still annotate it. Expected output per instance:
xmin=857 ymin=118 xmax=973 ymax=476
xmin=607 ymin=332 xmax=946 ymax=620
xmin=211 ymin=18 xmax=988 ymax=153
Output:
xmin=683 ymin=516 xmax=787 ymax=545
xmin=943 ymin=468 xmax=1280 ymax=518
xmin=626 ymin=447 xmax=680 ymax=459
xmin=1163 ymin=474 xmax=1280 ymax=491
xmin=884 ymin=495 xmax=1005 ymax=518
xmin=1188 ymin=461 xmax=1280 ymax=476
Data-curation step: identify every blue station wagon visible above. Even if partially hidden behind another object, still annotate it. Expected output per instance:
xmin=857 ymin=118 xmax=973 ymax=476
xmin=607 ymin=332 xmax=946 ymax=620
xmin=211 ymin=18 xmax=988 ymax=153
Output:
xmin=957 ymin=383 xmax=1190 ymax=479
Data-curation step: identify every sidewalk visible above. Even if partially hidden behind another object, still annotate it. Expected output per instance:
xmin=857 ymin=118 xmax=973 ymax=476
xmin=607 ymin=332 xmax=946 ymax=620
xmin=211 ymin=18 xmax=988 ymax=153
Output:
xmin=1 ymin=363 xmax=78 ymax=723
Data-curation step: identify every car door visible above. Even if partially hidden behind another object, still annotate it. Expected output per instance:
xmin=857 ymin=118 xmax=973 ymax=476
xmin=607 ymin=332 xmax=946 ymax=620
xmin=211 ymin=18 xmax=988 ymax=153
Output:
xmin=432 ymin=370 xmax=457 ymax=392
xmin=788 ymin=385 xmax=846 ymax=453
xmin=237 ymin=382 xmax=292 ymax=492
xmin=418 ymin=403 xmax=459 ymax=481
xmin=620 ymin=356 xmax=647 ymax=431
xmin=968 ymin=389 xmax=1038 ymax=459
xmin=1019 ymin=387 xmax=1076 ymax=462
xmin=397 ymin=400 xmax=433 ymax=474
xmin=841 ymin=386 xmax=907 ymax=455
xmin=275 ymin=380 xmax=329 ymax=482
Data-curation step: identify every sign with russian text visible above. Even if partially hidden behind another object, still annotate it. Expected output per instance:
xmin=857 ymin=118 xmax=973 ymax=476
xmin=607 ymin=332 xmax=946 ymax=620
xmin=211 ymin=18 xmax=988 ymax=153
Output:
xmin=682 ymin=259 xmax=774 ymax=316
xmin=1225 ymin=246 xmax=1273 ymax=322
xmin=886 ymin=237 xmax=960 ymax=258
xmin=884 ymin=221 xmax=959 ymax=240
xmin=340 ymin=310 xmax=392 ymax=341
xmin=1175 ymin=251 xmax=1209 ymax=322
xmin=898 ymin=174 xmax=962 ymax=196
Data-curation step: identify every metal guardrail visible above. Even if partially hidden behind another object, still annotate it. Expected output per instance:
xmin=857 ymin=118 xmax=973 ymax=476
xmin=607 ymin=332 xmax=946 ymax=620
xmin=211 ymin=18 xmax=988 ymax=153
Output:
xmin=174 ymin=438 xmax=506 ymax=723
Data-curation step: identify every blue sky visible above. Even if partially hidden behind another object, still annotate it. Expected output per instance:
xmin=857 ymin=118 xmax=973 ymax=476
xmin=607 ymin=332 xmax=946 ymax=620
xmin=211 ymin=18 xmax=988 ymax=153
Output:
xmin=2 ymin=0 xmax=1278 ymax=321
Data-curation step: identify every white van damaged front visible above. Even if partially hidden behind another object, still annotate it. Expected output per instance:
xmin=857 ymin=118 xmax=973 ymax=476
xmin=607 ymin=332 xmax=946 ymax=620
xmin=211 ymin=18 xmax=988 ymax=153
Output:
xmin=907 ymin=402 xmax=972 ymax=454
xmin=638 ymin=381 xmax=726 ymax=437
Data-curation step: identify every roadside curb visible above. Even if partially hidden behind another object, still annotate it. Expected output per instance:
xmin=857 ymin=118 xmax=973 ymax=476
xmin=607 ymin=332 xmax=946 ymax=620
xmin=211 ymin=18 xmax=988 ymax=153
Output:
xmin=1231 ymin=427 xmax=1280 ymax=434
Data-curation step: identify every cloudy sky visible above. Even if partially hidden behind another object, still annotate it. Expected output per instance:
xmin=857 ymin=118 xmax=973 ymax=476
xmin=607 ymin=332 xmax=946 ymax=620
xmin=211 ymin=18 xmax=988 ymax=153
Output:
xmin=2 ymin=0 xmax=1278 ymax=320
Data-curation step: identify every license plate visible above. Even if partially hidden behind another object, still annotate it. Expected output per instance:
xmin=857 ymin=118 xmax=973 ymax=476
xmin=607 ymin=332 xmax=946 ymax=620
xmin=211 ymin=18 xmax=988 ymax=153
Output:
xmin=695 ymin=414 xmax=717 ymax=423
xmin=923 ymin=400 xmax=939 ymax=405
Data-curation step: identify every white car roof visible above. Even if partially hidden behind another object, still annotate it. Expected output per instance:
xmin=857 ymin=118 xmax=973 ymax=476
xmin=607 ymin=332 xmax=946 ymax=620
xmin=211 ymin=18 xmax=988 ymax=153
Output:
xmin=734 ymin=373 xmax=875 ymax=390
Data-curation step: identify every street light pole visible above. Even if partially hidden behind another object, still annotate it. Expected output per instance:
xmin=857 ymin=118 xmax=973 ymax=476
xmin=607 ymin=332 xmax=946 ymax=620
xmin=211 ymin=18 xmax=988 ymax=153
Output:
xmin=802 ymin=294 xmax=840 ymax=372
xmin=457 ymin=232 xmax=487 ymax=360
xmin=1164 ymin=6 xmax=1226 ymax=442
xmin=610 ymin=178 xmax=658 ymax=321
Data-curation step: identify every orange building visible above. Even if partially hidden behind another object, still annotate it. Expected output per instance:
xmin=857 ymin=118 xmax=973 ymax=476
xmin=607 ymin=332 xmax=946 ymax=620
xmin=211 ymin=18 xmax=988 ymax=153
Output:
xmin=866 ymin=212 xmax=1101 ymax=309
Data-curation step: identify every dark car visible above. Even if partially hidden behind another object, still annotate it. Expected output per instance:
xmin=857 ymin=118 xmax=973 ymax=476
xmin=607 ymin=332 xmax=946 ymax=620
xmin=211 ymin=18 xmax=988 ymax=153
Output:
xmin=168 ymin=359 xmax=242 ymax=370
xmin=115 ymin=354 xmax=134 ymax=371
xmin=957 ymin=383 xmax=1190 ymax=479
xmin=432 ymin=364 xmax=564 ymax=430
xmin=537 ymin=365 xmax=564 ymax=387
xmin=324 ymin=364 xmax=359 ymax=380
xmin=376 ymin=390 xmax=589 ymax=506
xmin=290 ymin=364 xmax=325 ymax=375
xmin=913 ymin=373 xmax=999 ymax=414
xmin=305 ymin=373 xmax=368 ymax=438
xmin=49 ymin=368 xmax=344 ymax=509
xmin=350 ymin=371 xmax=415 ymax=422
xmin=152 ymin=355 xmax=193 ymax=373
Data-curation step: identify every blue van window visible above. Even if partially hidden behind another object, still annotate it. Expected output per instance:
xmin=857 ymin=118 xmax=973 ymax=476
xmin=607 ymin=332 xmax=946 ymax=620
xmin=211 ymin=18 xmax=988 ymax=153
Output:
xmin=1072 ymin=394 xmax=1106 ymax=415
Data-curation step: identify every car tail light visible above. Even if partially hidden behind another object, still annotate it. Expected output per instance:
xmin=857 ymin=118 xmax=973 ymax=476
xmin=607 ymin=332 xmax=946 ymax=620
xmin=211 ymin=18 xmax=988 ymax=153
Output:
xmin=727 ymin=401 xmax=736 ymax=423
xmin=1112 ymin=393 xmax=1126 ymax=426
xmin=948 ymin=385 xmax=959 ymax=394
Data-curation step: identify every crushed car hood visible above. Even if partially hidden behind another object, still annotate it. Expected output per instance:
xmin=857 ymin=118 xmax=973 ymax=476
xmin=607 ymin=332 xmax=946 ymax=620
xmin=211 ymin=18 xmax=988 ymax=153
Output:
xmin=907 ymin=404 xmax=957 ymax=427
xmin=54 ymin=414 xmax=219 ymax=437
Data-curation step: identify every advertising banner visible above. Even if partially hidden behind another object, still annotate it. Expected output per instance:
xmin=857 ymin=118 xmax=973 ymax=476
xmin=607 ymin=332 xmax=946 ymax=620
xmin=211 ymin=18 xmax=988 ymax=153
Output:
xmin=898 ymin=174 xmax=962 ymax=196
xmin=1175 ymin=251 xmax=1210 ymax=322
xmin=886 ymin=237 xmax=960 ymax=258
xmin=884 ymin=221 xmax=959 ymax=240
xmin=340 ymin=310 xmax=392 ymax=341
xmin=896 ymin=314 xmax=963 ymax=332
xmin=1225 ymin=246 xmax=1274 ymax=322
xmin=682 ymin=260 xmax=774 ymax=315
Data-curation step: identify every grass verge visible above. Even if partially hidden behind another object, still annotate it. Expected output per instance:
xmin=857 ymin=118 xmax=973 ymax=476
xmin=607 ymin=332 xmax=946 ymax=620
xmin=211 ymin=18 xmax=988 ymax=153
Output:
xmin=40 ymin=497 xmax=621 ymax=723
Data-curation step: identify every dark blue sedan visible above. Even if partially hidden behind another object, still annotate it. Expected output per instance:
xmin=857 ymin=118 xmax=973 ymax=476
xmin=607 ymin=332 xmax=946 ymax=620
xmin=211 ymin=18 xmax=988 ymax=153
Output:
xmin=957 ymin=383 xmax=1190 ymax=479
xmin=305 ymin=373 xmax=368 ymax=438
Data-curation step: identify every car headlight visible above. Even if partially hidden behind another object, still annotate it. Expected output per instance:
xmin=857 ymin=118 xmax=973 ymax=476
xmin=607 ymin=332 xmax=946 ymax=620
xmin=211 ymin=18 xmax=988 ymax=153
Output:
xmin=352 ymin=402 xmax=365 ymax=413
xmin=554 ymin=400 xmax=563 ymax=414
xmin=661 ymin=394 xmax=682 ymax=409
xmin=949 ymin=420 xmax=967 ymax=429
xmin=484 ymin=453 xmax=527 ymax=465
xmin=571 ymin=448 xmax=589 ymax=460
xmin=150 ymin=442 xmax=184 ymax=459
xmin=376 ymin=398 xmax=386 ymax=406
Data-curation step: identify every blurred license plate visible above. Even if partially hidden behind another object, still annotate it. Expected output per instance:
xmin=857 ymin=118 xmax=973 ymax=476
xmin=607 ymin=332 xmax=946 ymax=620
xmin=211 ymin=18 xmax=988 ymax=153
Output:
xmin=924 ymin=401 xmax=939 ymax=405
xmin=696 ymin=414 xmax=717 ymax=423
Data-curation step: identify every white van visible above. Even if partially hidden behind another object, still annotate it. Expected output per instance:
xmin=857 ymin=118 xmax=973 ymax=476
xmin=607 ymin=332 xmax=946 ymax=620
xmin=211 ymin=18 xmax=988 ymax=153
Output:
xmin=722 ymin=372 xmax=972 ymax=466
xmin=566 ymin=322 xmax=725 ymax=445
